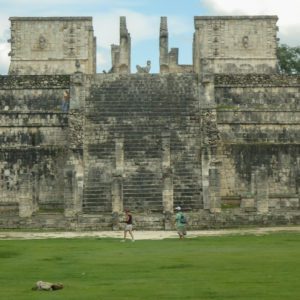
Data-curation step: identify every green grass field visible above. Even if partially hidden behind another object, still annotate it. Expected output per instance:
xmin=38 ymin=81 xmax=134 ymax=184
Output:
xmin=0 ymin=233 xmax=299 ymax=300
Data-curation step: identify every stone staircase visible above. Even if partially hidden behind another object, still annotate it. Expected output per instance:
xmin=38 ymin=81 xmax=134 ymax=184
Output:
xmin=83 ymin=73 xmax=202 ymax=213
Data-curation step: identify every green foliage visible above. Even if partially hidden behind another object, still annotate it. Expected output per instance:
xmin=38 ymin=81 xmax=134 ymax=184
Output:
xmin=0 ymin=233 xmax=300 ymax=299
xmin=277 ymin=44 xmax=300 ymax=74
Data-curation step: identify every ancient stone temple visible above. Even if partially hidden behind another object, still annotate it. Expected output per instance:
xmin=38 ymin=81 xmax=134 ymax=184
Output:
xmin=0 ymin=15 xmax=299 ymax=229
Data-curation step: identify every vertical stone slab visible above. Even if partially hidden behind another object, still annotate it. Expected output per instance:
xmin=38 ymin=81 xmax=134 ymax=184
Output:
xmin=119 ymin=16 xmax=131 ymax=73
xmin=253 ymin=167 xmax=269 ymax=213
xmin=208 ymin=167 xmax=221 ymax=213
xmin=19 ymin=197 xmax=33 ymax=218
xmin=115 ymin=134 xmax=124 ymax=176
xmin=63 ymin=167 xmax=75 ymax=217
xmin=200 ymin=71 xmax=221 ymax=212
xmin=109 ymin=17 xmax=131 ymax=74
xmin=64 ymin=153 xmax=84 ymax=218
xmin=19 ymin=174 xmax=34 ymax=217
xmin=111 ymin=44 xmax=120 ymax=72
xmin=201 ymin=150 xmax=221 ymax=212
xmin=201 ymin=73 xmax=215 ymax=106
xmin=162 ymin=132 xmax=173 ymax=229
xmin=162 ymin=132 xmax=173 ymax=211
xmin=64 ymin=72 xmax=85 ymax=218
xmin=74 ymin=162 xmax=84 ymax=215
xmin=159 ymin=17 xmax=169 ymax=73
xmin=111 ymin=177 xmax=123 ymax=212
xmin=70 ymin=71 xmax=85 ymax=110
xmin=112 ymin=134 xmax=124 ymax=213
xmin=201 ymin=149 xmax=210 ymax=210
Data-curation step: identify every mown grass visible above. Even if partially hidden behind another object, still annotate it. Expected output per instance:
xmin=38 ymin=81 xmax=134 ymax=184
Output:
xmin=0 ymin=233 xmax=299 ymax=300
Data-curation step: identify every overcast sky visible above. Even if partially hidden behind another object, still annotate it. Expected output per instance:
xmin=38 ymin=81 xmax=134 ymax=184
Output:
xmin=0 ymin=0 xmax=299 ymax=74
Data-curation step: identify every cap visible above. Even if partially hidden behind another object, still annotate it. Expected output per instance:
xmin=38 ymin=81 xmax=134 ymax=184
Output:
xmin=175 ymin=206 xmax=181 ymax=211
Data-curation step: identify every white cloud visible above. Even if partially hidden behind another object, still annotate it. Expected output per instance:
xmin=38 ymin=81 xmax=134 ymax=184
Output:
xmin=93 ymin=10 xmax=160 ymax=49
xmin=97 ymin=48 xmax=112 ymax=72
xmin=0 ymin=14 xmax=10 ymax=74
xmin=202 ymin=0 xmax=300 ymax=46
xmin=1 ymin=0 xmax=139 ymax=7
xmin=0 ymin=43 xmax=10 ymax=74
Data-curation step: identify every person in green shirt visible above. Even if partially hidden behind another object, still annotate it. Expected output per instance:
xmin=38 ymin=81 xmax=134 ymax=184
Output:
xmin=175 ymin=206 xmax=187 ymax=239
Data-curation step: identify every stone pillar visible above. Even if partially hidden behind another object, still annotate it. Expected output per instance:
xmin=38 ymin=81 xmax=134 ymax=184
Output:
xmin=74 ymin=162 xmax=84 ymax=215
xmin=169 ymin=48 xmax=179 ymax=68
xmin=112 ymin=134 xmax=124 ymax=213
xmin=159 ymin=16 xmax=169 ymax=73
xmin=202 ymin=149 xmax=221 ymax=212
xmin=201 ymin=149 xmax=210 ymax=210
xmin=208 ymin=165 xmax=221 ymax=213
xmin=70 ymin=71 xmax=85 ymax=110
xmin=119 ymin=16 xmax=131 ymax=73
xmin=19 ymin=197 xmax=33 ymax=218
xmin=253 ymin=166 xmax=269 ymax=213
xmin=200 ymin=72 xmax=221 ymax=212
xmin=63 ymin=167 xmax=75 ymax=217
xmin=111 ymin=44 xmax=120 ymax=72
xmin=64 ymin=71 xmax=85 ymax=218
xmin=64 ymin=153 xmax=84 ymax=218
xmin=19 ymin=174 xmax=34 ymax=217
xmin=201 ymin=69 xmax=214 ymax=105
xmin=111 ymin=177 xmax=123 ymax=213
xmin=162 ymin=132 xmax=173 ymax=229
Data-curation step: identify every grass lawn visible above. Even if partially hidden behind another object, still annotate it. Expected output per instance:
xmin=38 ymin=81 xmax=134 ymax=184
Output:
xmin=0 ymin=232 xmax=299 ymax=300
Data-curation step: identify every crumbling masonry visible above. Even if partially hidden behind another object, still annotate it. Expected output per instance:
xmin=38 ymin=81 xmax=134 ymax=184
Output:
xmin=0 ymin=15 xmax=299 ymax=229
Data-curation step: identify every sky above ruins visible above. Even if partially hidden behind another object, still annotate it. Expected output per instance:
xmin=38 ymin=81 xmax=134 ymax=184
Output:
xmin=0 ymin=0 xmax=299 ymax=74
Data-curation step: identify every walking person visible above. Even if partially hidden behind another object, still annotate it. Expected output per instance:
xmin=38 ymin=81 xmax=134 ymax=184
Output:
xmin=121 ymin=208 xmax=135 ymax=242
xmin=175 ymin=206 xmax=187 ymax=239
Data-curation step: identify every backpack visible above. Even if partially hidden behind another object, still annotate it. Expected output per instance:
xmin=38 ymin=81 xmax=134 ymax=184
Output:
xmin=180 ymin=213 xmax=187 ymax=224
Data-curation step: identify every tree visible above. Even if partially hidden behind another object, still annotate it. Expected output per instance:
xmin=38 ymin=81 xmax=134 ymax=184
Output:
xmin=277 ymin=44 xmax=300 ymax=74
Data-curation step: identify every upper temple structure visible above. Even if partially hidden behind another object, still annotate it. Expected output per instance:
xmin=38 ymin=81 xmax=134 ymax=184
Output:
xmin=0 ymin=15 xmax=299 ymax=230
xmin=8 ymin=17 xmax=96 ymax=75
xmin=8 ymin=15 xmax=278 ymax=75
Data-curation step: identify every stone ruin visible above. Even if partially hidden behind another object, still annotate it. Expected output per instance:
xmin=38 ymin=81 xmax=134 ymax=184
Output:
xmin=0 ymin=15 xmax=299 ymax=230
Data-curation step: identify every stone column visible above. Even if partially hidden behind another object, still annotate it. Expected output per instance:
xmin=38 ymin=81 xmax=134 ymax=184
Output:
xmin=201 ymin=148 xmax=221 ymax=212
xmin=111 ymin=134 xmax=124 ymax=230
xmin=119 ymin=16 xmax=131 ymax=73
xmin=64 ymin=153 xmax=84 ymax=218
xmin=201 ymin=149 xmax=210 ymax=210
xmin=253 ymin=166 xmax=269 ymax=213
xmin=208 ymin=164 xmax=221 ymax=213
xmin=169 ymin=48 xmax=179 ymax=67
xmin=201 ymin=71 xmax=214 ymax=105
xmin=162 ymin=132 xmax=173 ymax=229
xmin=19 ymin=174 xmax=34 ymax=218
xmin=159 ymin=16 xmax=169 ymax=73
xmin=64 ymin=71 xmax=85 ymax=219
xmin=111 ymin=44 xmax=120 ymax=72
xmin=111 ymin=134 xmax=124 ymax=213
xmin=70 ymin=71 xmax=85 ymax=110
xmin=200 ymin=72 xmax=221 ymax=213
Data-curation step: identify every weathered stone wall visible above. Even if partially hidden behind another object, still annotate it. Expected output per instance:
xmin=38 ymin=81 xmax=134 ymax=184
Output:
xmin=0 ymin=72 xmax=300 ymax=230
xmin=0 ymin=75 xmax=71 ymax=221
xmin=215 ymin=74 xmax=300 ymax=215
